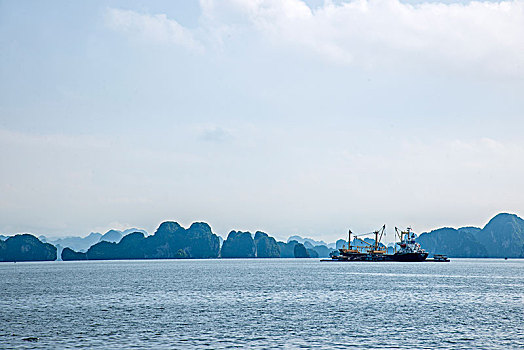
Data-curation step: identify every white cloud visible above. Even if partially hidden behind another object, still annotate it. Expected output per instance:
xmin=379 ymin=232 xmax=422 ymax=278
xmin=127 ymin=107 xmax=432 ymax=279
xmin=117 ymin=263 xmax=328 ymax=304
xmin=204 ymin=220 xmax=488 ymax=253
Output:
xmin=199 ymin=0 xmax=524 ymax=76
xmin=195 ymin=124 xmax=235 ymax=142
xmin=105 ymin=8 xmax=204 ymax=52
xmin=105 ymin=1 xmax=524 ymax=77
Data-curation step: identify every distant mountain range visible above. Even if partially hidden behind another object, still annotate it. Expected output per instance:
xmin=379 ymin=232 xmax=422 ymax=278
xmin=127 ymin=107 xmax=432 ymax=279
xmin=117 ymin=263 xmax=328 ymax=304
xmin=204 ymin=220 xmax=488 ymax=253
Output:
xmin=417 ymin=213 xmax=524 ymax=258
xmin=36 ymin=228 xmax=147 ymax=260
xmin=40 ymin=228 xmax=147 ymax=252
xmin=287 ymin=236 xmax=331 ymax=248
xmin=62 ymin=222 xmax=220 ymax=260
xmin=1 ymin=213 xmax=523 ymax=262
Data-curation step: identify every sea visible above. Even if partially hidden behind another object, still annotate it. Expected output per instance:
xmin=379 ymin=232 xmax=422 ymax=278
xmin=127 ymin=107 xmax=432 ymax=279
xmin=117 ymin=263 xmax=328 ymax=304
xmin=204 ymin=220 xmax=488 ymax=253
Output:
xmin=0 ymin=258 xmax=523 ymax=349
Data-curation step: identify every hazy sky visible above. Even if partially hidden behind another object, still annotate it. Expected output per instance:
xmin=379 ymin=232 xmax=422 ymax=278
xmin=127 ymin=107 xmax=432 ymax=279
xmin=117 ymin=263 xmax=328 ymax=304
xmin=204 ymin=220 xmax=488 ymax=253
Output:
xmin=1 ymin=0 xmax=523 ymax=242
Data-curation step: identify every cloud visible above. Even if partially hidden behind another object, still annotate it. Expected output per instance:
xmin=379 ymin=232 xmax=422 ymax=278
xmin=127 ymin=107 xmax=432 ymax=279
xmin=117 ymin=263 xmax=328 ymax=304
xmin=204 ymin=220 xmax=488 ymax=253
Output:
xmin=197 ymin=124 xmax=234 ymax=143
xmin=199 ymin=0 xmax=524 ymax=77
xmin=105 ymin=8 xmax=204 ymax=52
xmin=105 ymin=1 xmax=524 ymax=77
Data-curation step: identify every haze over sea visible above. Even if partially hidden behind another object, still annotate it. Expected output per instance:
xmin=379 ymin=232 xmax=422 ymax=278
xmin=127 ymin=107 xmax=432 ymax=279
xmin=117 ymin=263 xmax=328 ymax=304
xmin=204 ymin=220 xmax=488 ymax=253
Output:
xmin=1 ymin=259 xmax=523 ymax=349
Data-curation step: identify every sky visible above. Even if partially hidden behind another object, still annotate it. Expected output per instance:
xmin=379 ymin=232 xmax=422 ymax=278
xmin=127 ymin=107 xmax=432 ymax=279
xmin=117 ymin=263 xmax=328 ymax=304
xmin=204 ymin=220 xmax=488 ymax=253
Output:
xmin=1 ymin=0 xmax=523 ymax=242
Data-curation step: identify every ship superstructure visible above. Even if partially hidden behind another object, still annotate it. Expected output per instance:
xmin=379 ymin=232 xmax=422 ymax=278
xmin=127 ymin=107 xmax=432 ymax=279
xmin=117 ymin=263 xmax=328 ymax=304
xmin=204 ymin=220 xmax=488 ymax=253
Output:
xmin=391 ymin=227 xmax=428 ymax=262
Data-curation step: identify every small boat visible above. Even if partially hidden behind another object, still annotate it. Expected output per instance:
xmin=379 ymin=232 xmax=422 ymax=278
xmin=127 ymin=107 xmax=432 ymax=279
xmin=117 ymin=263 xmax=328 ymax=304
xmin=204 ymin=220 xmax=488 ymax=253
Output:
xmin=429 ymin=254 xmax=450 ymax=262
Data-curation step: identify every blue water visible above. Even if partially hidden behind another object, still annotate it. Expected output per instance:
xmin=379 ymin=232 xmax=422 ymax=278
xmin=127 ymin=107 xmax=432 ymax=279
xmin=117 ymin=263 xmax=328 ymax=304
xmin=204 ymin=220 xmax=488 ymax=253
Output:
xmin=0 ymin=259 xmax=523 ymax=349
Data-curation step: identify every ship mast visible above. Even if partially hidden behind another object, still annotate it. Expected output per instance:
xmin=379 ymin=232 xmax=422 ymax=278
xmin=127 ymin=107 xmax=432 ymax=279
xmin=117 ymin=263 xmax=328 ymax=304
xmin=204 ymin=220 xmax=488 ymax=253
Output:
xmin=373 ymin=225 xmax=386 ymax=251
xmin=394 ymin=227 xmax=403 ymax=253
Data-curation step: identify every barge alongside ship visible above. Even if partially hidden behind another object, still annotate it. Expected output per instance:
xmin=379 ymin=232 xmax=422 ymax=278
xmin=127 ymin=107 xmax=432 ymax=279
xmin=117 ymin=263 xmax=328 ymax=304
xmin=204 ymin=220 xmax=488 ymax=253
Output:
xmin=322 ymin=226 xmax=447 ymax=262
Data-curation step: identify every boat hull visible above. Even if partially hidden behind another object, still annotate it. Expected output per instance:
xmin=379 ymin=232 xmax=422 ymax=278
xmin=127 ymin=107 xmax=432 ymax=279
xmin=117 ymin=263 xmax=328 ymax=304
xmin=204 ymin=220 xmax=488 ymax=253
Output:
xmin=329 ymin=252 xmax=429 ymax=262
xmin=389 ymin=252 xmax=428 ymax=262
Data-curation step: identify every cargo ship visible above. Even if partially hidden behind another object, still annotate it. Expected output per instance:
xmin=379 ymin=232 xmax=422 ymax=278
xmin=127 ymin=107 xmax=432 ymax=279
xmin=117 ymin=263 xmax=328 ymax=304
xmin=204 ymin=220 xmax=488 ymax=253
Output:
xmin=323 ymin=225 xmax=432 ymax=262
xmin=389 ymin=227 xmax=429 ymax=262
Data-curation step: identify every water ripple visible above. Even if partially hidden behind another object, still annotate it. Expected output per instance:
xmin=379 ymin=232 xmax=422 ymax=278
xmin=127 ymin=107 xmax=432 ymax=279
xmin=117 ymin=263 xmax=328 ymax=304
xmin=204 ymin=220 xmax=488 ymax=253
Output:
xmin=0 ymin=259 xmax=523 ymax=349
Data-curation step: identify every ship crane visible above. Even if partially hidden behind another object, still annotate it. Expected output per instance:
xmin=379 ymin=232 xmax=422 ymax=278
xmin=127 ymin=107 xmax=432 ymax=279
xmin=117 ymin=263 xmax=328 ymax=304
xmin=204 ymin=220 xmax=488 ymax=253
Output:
xmin=353 ymin=225 xmax=386 ymax=254
xmin=342 ymin=229 xmax=360 ymax=254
